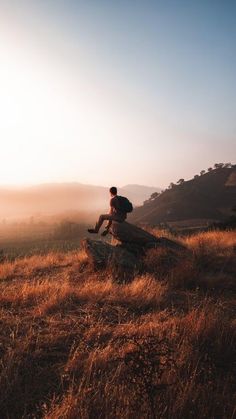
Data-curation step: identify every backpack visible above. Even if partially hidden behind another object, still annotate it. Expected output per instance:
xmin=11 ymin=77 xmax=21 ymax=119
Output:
xmin=117 ymin=196 xmax=133 ymax=213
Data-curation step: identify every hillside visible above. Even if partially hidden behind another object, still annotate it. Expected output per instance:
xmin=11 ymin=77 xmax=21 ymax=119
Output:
xmin=131 ymin=166 xmax=236 ymax=226
xmin=0 ymin=183 xmax=159 ymax=221
xmin=0 ymin=230 xmax=235 ymax=418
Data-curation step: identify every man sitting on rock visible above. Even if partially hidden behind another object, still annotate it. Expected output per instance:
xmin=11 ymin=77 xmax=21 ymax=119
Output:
xmin=88 ymin=186 xmax=132 ymax=236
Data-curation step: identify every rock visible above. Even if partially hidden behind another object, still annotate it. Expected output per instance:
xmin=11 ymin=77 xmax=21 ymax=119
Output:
xmin=109 ymin=246 xmax=141 ymax=283
xmin=81 ymin=238 xmax=140 ymax=282
xmin=81 ymin=223 xmax=187 ymax=282
xmin=110 ymin=221 xmax=186 ymax=252
xmin=81 ymin=239 xmax=113 ymax=269
xmin=110 ymin=221 xmax=158 ymax=246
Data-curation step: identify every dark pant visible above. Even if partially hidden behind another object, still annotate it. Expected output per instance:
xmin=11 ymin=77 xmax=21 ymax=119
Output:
xmin=95 ymin=214 xmax=125 ymax=232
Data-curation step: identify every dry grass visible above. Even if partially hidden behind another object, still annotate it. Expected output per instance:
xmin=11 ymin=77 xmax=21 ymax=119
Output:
xmin=0 ymin=230 xmax=235 ymax=418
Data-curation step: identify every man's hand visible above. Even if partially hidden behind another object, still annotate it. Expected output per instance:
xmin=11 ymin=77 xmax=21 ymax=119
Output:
xmin=101 ymin=229 xmax=109 ymax=237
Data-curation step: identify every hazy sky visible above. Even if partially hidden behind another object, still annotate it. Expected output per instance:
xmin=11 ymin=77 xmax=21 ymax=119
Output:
xmin=0 ymin=0 xmax=235 ymax=188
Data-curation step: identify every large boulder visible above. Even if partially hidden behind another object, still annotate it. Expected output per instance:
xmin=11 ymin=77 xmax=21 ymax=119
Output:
xmin=81 ymin=238 xmax=141 ymax=282
xmin=81 ymin=239 xmax=113 ymax=269
xmin=81 ymin=222 xmax=186 ymax=282
xmin=110 ymin=221 xmax=158 ymax=246
xmin=110 ymin=221 xmax=186 ymax=252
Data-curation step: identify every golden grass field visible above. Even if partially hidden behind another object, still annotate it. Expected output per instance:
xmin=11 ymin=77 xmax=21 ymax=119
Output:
xmin=0 ymin=230 xmax=235 ymax=418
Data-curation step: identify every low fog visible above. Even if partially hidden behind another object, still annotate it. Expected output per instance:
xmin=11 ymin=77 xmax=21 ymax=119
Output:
xmin=0 ymin=183 xmax=159 ymax=222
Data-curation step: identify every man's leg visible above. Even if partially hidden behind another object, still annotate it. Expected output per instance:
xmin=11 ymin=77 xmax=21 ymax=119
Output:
xmin=88 ymin=214 xmax=113 ymax=234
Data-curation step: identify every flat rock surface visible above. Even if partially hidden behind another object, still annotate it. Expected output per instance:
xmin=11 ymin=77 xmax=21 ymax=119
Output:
xmin=110 ymin=221 xmax=158 ymax=245
xmin=110 ymin=221 xmax=186 ymax=252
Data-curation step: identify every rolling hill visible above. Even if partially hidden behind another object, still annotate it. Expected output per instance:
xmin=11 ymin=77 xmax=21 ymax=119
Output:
xmin=131 ymin=166 xmax=236 ymax=226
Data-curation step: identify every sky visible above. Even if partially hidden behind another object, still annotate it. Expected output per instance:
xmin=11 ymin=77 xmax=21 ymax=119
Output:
xmin=0 ymin=0 xmax=235 ymax=188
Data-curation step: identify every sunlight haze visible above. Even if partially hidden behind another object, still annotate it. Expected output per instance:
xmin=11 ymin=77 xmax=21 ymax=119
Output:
xmin=0 ymin=0 xmax=235 ymax=188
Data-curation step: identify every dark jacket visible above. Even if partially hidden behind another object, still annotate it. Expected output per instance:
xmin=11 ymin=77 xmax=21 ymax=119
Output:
xmin=110 ymin=196 xmax=127 ymax=221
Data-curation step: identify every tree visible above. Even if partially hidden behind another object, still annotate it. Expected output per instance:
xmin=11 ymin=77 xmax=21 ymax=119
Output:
xmin=194 ymin=175 xmax=199 ymax=179
xmin=168 ymin=182 xmax=175 ymax=189
xmin=224 ymin=162 xmax=232 ymax=168
xmin=214 ymin=163 xmax=224 ymax=169
xmin=177 ymin=178 xmax=184 ymax=185
xmin=150 ymin=192 xmax=160 ymax=200
xmin=143 ymin=191 xmax=160 ymax=205
xmin=200 ymin=170 xmax=206 ymax=176
xmin=207 ymin=167 xmax=213 ymax=172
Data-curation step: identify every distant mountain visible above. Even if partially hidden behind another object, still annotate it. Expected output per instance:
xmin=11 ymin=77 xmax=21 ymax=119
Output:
xmin=0 ymin=182 xmax=160 ymax=221
xmin=130 ymin=166 xmax=236 ymax=226
xmin=121 ymin=184 xmax=160 ymax=205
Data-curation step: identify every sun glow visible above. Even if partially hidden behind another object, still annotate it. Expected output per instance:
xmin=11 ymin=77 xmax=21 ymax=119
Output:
xmin=0 ymin=16 xmax=139 ymax=186
xmin=0 ymin=26 xmax=112 ymax=186
xmin=0 ymin=28 xmax=70 ymax=183
xmin=0 ymin=1 xmax=235 ymax=188
xmin=0 ymin=25 xmax=162 ymax=187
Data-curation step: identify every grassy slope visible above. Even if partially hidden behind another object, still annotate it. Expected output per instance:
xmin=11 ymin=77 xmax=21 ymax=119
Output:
xmin=0 ymin=230 xmax=235 ymax=418
xmin=131 ymin=167 xmax=236 ymax=224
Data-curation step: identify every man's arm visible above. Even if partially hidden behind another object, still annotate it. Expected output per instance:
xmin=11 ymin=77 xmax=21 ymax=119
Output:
xmin=109 ymin=197 xmax=116 ymax=214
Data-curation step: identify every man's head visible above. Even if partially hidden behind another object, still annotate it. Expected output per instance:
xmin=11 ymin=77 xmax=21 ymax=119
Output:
xmin=109 ymin=186 xmax=117 ymax=197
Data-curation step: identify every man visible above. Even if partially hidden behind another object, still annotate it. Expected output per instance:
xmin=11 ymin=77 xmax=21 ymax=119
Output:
xmin=88 ymin=186 xmax=128 ymax=236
